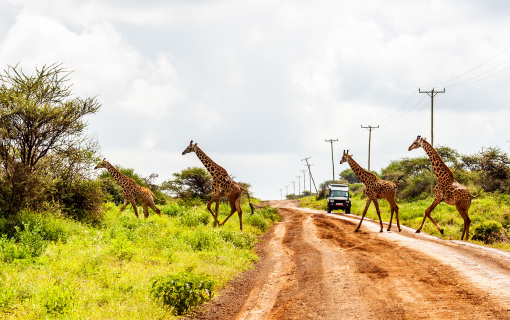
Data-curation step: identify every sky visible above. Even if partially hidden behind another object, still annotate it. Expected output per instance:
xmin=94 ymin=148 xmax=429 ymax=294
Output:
xmin=1 ymin=0 xmax=510 ymax=200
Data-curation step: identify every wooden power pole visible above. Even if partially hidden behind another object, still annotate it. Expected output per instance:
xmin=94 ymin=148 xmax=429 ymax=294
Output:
xmin=325 ymin=138 xmax=338 ymax=181
xmin=300 ymin=170 xmax=307 ymax=195
xmin=295 ymin=176 xmax=301 ymax=195
xmin=419 ymin=87 xmax=445 ymax=197
xmin=301 ymin=157 xmax=318 ymax=194
xmin=361 ymin=125 xmax=379 ymax=171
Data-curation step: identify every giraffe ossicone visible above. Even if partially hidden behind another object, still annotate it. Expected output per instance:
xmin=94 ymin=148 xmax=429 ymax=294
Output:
xmin=94 ymin=159 xmax=161 ymax=218
xmin=340 ymin=150 xmax=401 ymax=233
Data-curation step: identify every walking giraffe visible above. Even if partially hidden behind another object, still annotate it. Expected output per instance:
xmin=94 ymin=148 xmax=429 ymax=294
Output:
xmin=95 ymin=159 xmax=161 ymax=218
xmin=408 ymin=136 xmax=481 ymax=240
xmin=340 ymin=150 xmax=401 ymax=233
xmin=182 ymin=141 xmax=254 ymax=231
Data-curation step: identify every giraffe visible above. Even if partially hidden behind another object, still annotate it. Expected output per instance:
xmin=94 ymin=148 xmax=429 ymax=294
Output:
xmin=408 ymin=136 xmax=481 ymax=240
xmin=182 ymin=141 xmax=254 ymax=231
xmin=340 ymin=150 xmax=401 ymax=233
xmin=95 ymin=159 xmax=161 ymax=218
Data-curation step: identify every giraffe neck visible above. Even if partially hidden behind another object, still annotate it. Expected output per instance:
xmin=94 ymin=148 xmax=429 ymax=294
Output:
xmin=347 ymin=156 xmax=377 ymax=184
xmin=421 ymin=140 xmax=455 ymax=182
xmin=105 ymin=162 xmax=130 ymax=186
xmin=194 ymin=146 xmax=225 ymax=178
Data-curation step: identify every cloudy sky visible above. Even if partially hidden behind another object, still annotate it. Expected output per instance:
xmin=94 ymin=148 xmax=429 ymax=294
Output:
xmin=1 ymin=0 xmax=509 ymax=200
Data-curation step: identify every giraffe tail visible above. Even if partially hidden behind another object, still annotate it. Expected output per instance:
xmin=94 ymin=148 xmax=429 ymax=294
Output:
xmin=241 ymin=187 xmax=255 ymax=214
xmin=471 ymin=187 xmax=483 ymax=199
xmin=151 ymin=191 xmax=163 ymax=202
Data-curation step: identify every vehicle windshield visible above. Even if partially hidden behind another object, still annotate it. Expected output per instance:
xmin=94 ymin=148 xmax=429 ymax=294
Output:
xmin=329 ymin=190 xmax=348 ymax=197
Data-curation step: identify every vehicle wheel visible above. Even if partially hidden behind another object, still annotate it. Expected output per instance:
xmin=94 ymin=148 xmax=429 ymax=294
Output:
xmin=327 ymin=205 xmax=331 ymax=213
xmin=345 ymin=208 xmax=351 ymax=214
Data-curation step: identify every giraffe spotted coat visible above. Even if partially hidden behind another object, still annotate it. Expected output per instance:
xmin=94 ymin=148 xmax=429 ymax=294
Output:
xmin=95 ymin=159 xmax=161 ymax=218
xmin=340 ymin=150 xmax=401 ymax=233
xmin=182 ymin=141 xmax=254 ymax=231
xmin=408 ymin=136 xmax=480 ymax=240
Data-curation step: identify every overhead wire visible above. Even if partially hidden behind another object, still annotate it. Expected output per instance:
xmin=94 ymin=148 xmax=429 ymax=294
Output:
xmin=444 ymin=56 xmax=510 ymax=88
xmin=422 ymin=44 xmax=510 ymax=88
xmin=447 ymin=64 xmax=510 ymax=88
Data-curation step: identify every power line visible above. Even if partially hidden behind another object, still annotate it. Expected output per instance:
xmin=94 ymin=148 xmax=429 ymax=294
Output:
xmin=423 ymin=44 xmax=510 ymax=87
xmin=447 ymin=65 xmax=510 ymax=88
xmin=384 ymin=102 xmax=430 ymax=126
xmin=444 ymin=56 xmax=510 ymax=88
xmin=377 ymin=91 xmax=418 ymax=124
xmin=381 ymin=96 xmax=427 ymax=126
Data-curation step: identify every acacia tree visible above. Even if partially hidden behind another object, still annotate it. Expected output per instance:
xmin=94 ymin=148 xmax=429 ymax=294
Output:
xmin=161 ymin=167 xmax=212 ymax=200
xmin=0 ymin=63 xmax=100 ymax=213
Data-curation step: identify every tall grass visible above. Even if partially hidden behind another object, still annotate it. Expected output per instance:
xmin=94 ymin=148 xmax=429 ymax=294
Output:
xmin=299 ymin=192 xmax=510 ymax=251
xmin=0 ymin=201 xmax=280 ymax=319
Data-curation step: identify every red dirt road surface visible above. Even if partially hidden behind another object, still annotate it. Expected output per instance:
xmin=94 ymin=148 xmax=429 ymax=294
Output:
xmin=184 ymin=200 xmax=510 ymax=319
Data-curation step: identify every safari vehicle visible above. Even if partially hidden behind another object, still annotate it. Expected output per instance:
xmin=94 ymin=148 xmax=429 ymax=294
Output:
xmin=327 ymin=184 xmax=351 ymax=214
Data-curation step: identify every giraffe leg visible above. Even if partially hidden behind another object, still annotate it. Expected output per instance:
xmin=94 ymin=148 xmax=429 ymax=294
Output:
xmin=387 ymin=197 xmax=401 ymax=232
xmin=149 ymin=203 xmax=161 ymax=216
xmin=373 ymin=199 xmax=384 ymax=233
xmin=130 ymin=200 xmax=139 ymax=218
xmin=416 ymin=198 xmax=442 ymax=234
xmin=120 ymin=200 xmax=128 ymax=212
xmin=236 ymin=197 xmax=243 ymax=232
xmin=142 ymin=203 xmax=149 ymax=218
xmin=206 ymin=193 xmax=221 ymax=225
xmin=219 ymin=194 xmax=238 ymax=227
xmin=355 ymin=199 xmax=372 ymax=233
xmin=456 ymin=201 xmax=471 ymax=241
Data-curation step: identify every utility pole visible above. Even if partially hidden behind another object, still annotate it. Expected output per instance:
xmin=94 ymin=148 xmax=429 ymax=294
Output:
xmin=361 ymin=125 xmax=379 ymax=172
xmin=295 ymin=176 xmax=301 ymax=196
xmin=301 ymin=157 xmax=318 ymax=194
xmin=279 ymin=189 xmax=283 ymax=200
xmin=285 ymin=186 xmax=289 ymax=198
xmin=291 ymin=181 xmax=296 ymax=196
xmin=325 ymin=138 xmax=338 ymax=182
xmin=300 ymin=170 xmax=307 ymax=195
xmin=419 ymin=87 xmax=445 ymax=197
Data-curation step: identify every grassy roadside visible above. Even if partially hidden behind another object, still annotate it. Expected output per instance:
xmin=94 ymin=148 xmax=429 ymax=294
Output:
xmin=0 ymin=201 xmax=280 ymax=319
xmin=298 ymin=193 xmax=510 ymax=251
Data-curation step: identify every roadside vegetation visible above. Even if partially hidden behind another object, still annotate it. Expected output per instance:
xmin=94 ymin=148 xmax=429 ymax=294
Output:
xmin=299 ymin=145 xmax=510 ymax=251
xmin=0 ymin=64 xmax=280 ymax=318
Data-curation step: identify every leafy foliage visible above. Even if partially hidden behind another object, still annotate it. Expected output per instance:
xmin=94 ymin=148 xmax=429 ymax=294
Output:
xmin=161 ymin=167 xmax=212 ymax=200
xmin=0 ymin=63 xmax=100 ymax=214
xmin=471 ymin=220 xmax=507 ymax=244
xmin=150 ymin=272 xmax=215 ymax=315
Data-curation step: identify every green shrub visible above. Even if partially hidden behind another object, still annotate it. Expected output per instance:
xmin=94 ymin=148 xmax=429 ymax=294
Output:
xmin=42 ymin=285 xmax=75 ymax=315
xmin=258 ymin=206 xmax=280 ymax=222
xmin=15 ymin=221 xmax=48 ymax=258
xmin=161 ymin=204 xmax=185 ymax=217
xmin=150 ymin=272 xmax=214 ymax=315
xmin=179 ymin=210 xmax=210 ymax=228
xmin=218 ymin=230 xmax=254 ymax=249
xmin=182 ymin=229 xmax=215 ymax=251
xmin=177 ymin=197 xmax=204 ymax=208
xmin=245 ymin=213 xmax=268 ymax=230
xmin=472 ymin=220 xmax=507 ymax=244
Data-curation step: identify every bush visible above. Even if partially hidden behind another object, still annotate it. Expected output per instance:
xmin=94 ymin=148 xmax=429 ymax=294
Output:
xmin=150 ymin=272 xmax=214 ymax=315
xmin=179 ymin=210 xmax=210 ymax=228
xmin=258 ymin=206 xmax=280 ymax=222
xmin=42 ymin=285 xmax=75 ymax=315
xmin=471 ymin=220 xmax=508 ymax=244
xmin=217 ymin=230 xmax=254 ymax=249
xmin=161 ymin=204 xmax=185 ymax=217
xmin=245 ymin=213 xmax=268 ymax=230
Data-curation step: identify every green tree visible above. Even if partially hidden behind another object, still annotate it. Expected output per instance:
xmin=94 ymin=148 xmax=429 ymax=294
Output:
xmin=339 ymin=169 xmax=360 ymax=183
xmin=161 ymin=167 xmax=212 ymax=200
xmin=0 ymin=63 xmax=100 ymax=214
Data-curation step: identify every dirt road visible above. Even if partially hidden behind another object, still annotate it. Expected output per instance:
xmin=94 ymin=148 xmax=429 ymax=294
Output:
xmin=185 ymin=200 xmax=510 ymax=319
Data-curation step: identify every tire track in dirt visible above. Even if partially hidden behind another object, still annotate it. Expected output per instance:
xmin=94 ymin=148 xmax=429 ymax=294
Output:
xmin=186 ymin=201 xmax=510 ymax=319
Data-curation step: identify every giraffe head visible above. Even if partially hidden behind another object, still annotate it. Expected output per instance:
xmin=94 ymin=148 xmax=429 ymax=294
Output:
xmin=94 ymin=158 xmax=108 ymax=169
xmin=340 ymin=150 xmax=351 ymax=164
xmin=182 ymin=140 xmax=198 ymax=155
xmin=408 ymin=135 xmax=426 ymax=151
